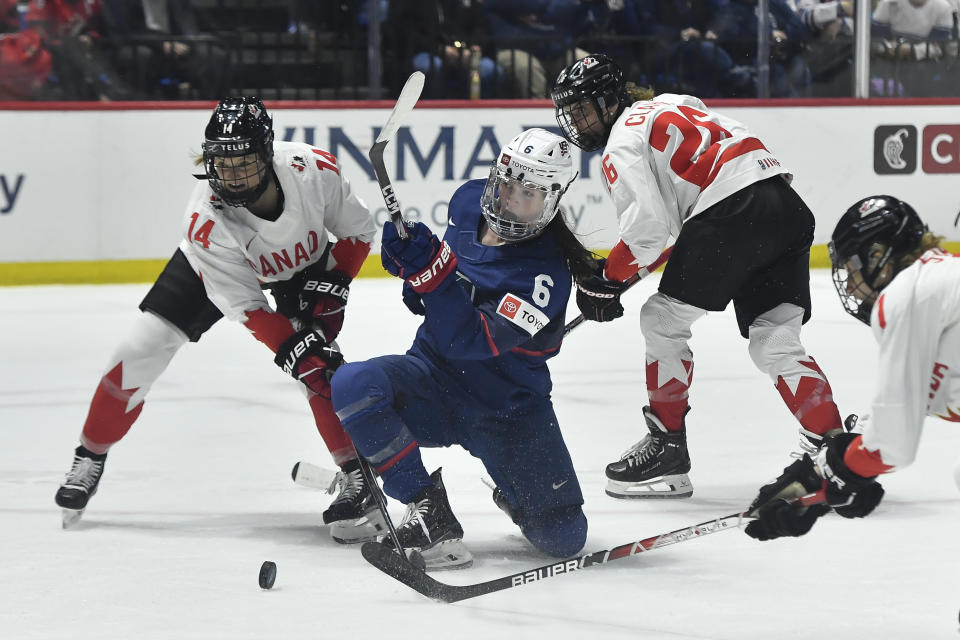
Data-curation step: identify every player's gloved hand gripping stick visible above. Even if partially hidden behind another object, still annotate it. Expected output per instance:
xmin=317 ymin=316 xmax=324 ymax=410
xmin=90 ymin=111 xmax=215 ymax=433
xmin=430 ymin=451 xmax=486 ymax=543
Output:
xmin=563 ymin=245 xmax=674 ymax=336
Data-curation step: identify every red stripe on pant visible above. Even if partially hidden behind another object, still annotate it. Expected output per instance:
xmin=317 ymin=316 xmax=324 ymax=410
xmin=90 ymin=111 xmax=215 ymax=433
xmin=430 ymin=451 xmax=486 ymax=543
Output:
xmin=375 ymin=440 xmax=420 ymax=474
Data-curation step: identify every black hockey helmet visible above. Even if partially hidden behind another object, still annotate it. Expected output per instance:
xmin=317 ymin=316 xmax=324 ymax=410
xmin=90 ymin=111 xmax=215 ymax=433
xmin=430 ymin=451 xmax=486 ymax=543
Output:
xmin=551 ymin=54 xmax=627 ymax=152
xmin=828 ymin=195 xmax=926 ymax=324
xmin=202 ymin=97 xmax=275 ymax=206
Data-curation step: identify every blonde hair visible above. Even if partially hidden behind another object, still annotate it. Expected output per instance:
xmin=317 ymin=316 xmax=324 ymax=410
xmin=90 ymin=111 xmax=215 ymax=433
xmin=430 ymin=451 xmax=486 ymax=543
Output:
xmin=898 ymin=230 xmax=945 ymax=268
xmin=625 ymin=82 xmax=655 ymax=103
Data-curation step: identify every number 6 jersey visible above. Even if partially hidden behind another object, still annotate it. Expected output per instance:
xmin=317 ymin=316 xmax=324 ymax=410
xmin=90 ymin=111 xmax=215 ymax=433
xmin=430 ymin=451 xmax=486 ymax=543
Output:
xmin=601 ymin=94 xmax=791 ymax=274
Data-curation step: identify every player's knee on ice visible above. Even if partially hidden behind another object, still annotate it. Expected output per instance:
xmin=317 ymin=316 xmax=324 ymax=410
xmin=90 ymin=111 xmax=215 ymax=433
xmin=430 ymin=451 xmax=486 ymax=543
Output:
xmin=519 ymin=505 xmax=587 ymax=558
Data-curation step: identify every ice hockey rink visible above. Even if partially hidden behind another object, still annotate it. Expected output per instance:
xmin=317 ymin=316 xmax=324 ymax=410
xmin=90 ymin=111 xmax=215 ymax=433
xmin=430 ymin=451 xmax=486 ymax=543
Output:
xmin=2 ymin=272 xmax=958 ymax=640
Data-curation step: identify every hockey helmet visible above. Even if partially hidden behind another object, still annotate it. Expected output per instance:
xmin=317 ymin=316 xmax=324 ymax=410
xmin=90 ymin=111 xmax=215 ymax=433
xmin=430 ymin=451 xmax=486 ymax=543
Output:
xmin=551 ymin=54 xmax=627 ymax=152
xmin=202 ymin=97 xmax=275 ymax=207
xmin=829 ymin=195 xmax=926 ymax=324
xmin=480 ymin=128 xmax=575 ymax=242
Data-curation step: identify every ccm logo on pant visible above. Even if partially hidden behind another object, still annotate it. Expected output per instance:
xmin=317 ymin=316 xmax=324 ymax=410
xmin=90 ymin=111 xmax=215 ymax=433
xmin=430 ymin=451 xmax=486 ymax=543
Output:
xmin=497 ymin=293 xmax=549 ymax=336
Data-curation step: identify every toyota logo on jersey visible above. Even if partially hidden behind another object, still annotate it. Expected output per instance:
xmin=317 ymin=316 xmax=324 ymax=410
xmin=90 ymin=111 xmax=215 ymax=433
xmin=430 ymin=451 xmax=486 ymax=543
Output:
xmin=496 ymin=293 xmax=550 ymax=336
xmin=498 ymin=295 xmax=520 ymax=318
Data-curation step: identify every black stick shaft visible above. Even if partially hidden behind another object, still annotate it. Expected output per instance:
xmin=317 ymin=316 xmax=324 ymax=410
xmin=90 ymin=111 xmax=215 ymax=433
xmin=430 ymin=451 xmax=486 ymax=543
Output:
xmin=369 ymin=140 xmax=408 ymax=239
xmin=355 ymin=457 xmax=411 ymax=564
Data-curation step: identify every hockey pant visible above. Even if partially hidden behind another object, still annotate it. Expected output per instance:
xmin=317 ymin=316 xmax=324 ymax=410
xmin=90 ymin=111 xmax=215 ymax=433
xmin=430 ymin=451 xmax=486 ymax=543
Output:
xmin=331 ymin=353 xmax=587 ymax=558
xmin=640 ymin=294 xmax=841 ymax=435
xmin=79 ymin=310 xmax=356 ymax=464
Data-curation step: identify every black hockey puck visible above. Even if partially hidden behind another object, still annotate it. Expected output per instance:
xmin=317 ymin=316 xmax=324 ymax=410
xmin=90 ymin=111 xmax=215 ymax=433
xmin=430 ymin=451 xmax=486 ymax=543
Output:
xmin=259 ymin=561 xmax=277 ymax=589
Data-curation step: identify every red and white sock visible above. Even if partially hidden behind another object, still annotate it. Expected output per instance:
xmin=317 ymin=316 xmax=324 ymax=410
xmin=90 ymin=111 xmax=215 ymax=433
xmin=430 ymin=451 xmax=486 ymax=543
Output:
xmin=774 ymin=356 xmax=842 ymax=436
xmin=646 ymin=357 xmax=694 ymax=431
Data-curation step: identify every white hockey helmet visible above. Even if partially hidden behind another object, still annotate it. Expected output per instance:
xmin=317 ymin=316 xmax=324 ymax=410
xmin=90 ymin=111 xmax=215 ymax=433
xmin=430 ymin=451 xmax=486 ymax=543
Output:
xmin=481 ymin=128 xmax=575 ymax=241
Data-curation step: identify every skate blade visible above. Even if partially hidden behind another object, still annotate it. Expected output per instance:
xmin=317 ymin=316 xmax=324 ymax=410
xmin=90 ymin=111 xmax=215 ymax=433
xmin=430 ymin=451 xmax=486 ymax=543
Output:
xmin=61 ymin=508 xmax=85 ymax=529
xmin=329 ymin=510 xmax=388 ymax=544
xmin=418 ymin=539 xmax=474 ymax=571
xmin=605 ymin=474 xmax=693 ymax=499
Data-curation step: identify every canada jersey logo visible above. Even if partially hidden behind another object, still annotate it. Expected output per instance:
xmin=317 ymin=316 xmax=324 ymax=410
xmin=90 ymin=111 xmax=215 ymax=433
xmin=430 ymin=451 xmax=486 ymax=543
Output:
xmin=858 ymin=198 xmax=885 ymax=217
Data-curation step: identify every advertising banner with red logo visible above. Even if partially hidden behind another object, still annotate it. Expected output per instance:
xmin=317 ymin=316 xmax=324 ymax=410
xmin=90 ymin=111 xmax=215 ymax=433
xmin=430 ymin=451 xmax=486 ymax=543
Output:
xmin=0 ymin=101 xmax=958 ymax=280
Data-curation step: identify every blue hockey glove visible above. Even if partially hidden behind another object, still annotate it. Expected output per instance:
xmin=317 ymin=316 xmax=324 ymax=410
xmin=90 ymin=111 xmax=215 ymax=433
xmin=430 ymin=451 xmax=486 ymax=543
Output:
xmin=381 ymin=221 xmax=457 ymax=293
xmin=401 ymin=281 xmax=425 ymax=316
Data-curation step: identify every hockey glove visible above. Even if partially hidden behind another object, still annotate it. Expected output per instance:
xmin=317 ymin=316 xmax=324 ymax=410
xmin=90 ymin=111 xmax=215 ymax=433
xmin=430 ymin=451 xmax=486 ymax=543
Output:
xmin=297 ymin=270 xmax=351 ymax=342
xmin=744 ymin=454 xmax=831 ymax=541
xmin=401 ymin=281 xmax=426 ymax=316
xmin=575 ymin=260 xmax=630 ymax=322
xmin=815 ymin=432 xmax=885 ymax=519
xmin=274 ymin=328 xmax=344 ymax=395
xmin=381 ymin=221 xmax=458 ymax=293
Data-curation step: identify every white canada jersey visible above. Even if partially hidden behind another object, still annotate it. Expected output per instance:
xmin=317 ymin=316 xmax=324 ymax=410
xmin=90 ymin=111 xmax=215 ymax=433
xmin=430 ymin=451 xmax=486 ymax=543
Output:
xmin=179 ymin=141 xmax=376 ymax=323
xmin=859 ymin=249 xmax=960 ymax=467
xmin=601 ymin=94 xmax=791 ymax=267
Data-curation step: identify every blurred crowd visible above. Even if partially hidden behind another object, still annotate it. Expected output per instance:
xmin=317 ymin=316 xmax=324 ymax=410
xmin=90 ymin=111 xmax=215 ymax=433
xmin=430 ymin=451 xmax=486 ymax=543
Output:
xmin=1 ymin=0 xmax=958 ymax=101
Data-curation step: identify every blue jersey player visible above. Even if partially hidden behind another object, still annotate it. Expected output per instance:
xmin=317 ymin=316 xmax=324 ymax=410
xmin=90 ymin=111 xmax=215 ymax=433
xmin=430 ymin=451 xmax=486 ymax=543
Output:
xmin=329 ymin=129 xmax=597 ymax=569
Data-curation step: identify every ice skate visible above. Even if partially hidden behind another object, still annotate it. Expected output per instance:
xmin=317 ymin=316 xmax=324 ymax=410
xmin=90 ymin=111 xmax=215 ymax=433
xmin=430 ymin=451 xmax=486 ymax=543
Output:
xmin=385 ymin=468 xmax=473 ymax=571
xmin=322 ymin=458 xmax=387 ymax=544
xmin=791 ymin=416 xmax=855 ymax=459
xmin=55 ymin=446 xmax=107 ymax=528
xmin=605 ymin=406 xmax=693 ymax=499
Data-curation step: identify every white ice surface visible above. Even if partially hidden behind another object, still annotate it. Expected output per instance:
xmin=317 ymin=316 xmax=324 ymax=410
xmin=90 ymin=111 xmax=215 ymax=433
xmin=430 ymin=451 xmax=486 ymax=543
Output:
xmin=2 ymin=273 xmax=958 ymax=640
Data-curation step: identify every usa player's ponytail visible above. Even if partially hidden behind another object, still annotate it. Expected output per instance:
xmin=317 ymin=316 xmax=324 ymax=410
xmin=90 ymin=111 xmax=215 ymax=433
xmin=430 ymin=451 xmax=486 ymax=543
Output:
xmin=547 ymin=215 xmax=601 ymax=282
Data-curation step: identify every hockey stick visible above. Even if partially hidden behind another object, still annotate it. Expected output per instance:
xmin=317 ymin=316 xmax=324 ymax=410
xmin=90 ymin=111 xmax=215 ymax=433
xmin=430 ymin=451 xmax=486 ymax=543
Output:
xmin=369 ymin=71 xmax=426 ymax=241
xmin=292 ymin=460 xmax=425 ymax=568
xmin=356 ymin=456 xmax=426 ymax=570
xmin=361 ymin=491 xmax=825 ymax=603
xmin=563 ymin=244 xmax=674 ymax=336
xmin=291 ymin=461 xmax=338 ymax=490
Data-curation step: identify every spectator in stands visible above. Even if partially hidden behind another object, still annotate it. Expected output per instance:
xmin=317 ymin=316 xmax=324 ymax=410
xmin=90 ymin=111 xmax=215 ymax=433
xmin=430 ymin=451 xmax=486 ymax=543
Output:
xmin=286 ymin=0 xmax=320 ymax=35
xmin=871 ymin=0 xmax=956 ymax=96
xmin=631 ymin=0 xmax=752 ymax=98
xmin=1 ymin=0 xmax=21 ymax=31
xmin=25 ymin=0 xmax=130 ymax=100
xmin=795 ymin=0 xmax=856 ymax=96
xmin=385 ymin=0 xmax=503 ymax=99
xmin=484 ymin=0 xmax=594 ymax=98
xmin=712 ymin=0 xmax=814 ymax=97
xmin=100 ymin=0 xmax=229 ymax=99
xmin=0 ymin=23 xmax=51 ymax=99
xmin=572 ymin=0 xmax=643 ymax=61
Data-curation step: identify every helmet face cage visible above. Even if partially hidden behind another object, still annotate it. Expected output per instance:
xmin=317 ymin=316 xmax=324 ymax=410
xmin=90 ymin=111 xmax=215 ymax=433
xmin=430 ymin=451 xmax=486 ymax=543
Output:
xmin=828 ymin=195 xmax=925 ymax=324
xmin=202 ymin=97 xmax=275 ymax=207
xmin=551 ymin=54 xmax=626 ymax=152
xmin=480 ymin=167 xmax=562 ymax=241
xmin=480 ymin=128 xmax=574 ymax=242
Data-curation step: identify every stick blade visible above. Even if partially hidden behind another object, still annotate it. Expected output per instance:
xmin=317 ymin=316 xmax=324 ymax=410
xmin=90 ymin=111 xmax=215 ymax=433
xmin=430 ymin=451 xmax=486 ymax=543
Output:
xmin=291 ymin=461 xmax=338 ymax=491
xmin=361 ymin=540 xmax=464 ymax=603
xmin=374 ymin=71 xmax=425 ymax=145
